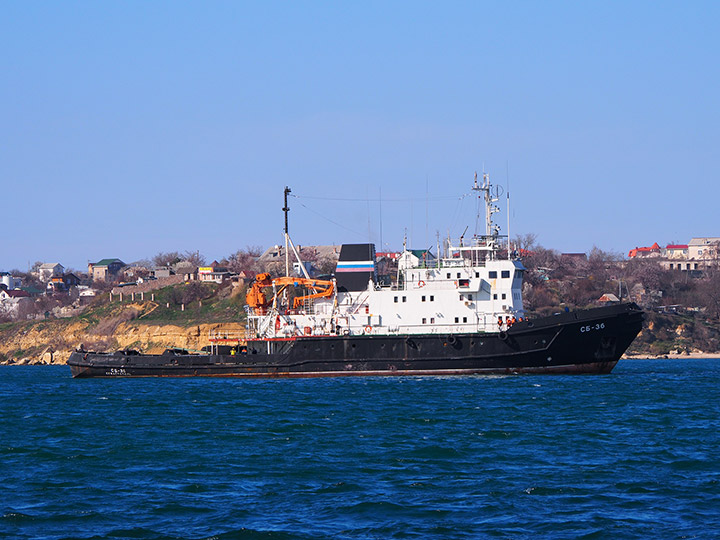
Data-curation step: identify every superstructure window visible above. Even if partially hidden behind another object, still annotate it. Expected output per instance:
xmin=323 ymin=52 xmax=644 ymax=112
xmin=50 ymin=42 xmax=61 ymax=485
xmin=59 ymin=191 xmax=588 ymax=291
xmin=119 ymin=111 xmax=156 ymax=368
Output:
xmin=430 ymin=295 xmax=434 ymax=301
xmin=493 ymin=294 xmax=497 ymax=300
xmin=455 ymin=317 xmax=459 ymax=323
xmin=468 ymin=294 xmax=473 ymax=301
xmin=501 ymin=270 xmax=510 ymax=278
xmin=422 ymin=318 xmax=427 ymax=324
xmin=489 ymin=271 xmax=497 ymax=278
xmin=457 ymin=272 xmax=461 ymax=278
xmin=463 ymin=317 xmax=467 ymax=323
xmin=446 ymin=273 xmax=451 ymax=279
xmin=422 ymin=296 xmax=426 ymax=302
xmin=430 ymin=317 xmax=435 ymax=323
xmin=502 ymin=293 xmax=506 ymax=300
xmin=402 ymin=296 xmax=407 ymax=302
xmin=394 ymin=296 xmax=398 ymax=303
xmin=475 ymin=272 xmax=479 ymax=278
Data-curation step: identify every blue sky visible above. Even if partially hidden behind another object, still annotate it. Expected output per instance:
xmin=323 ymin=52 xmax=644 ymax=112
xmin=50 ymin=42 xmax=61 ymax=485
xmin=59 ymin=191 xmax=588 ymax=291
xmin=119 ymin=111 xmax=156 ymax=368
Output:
xmin=3 ymin=2 xmax=719 ymax=271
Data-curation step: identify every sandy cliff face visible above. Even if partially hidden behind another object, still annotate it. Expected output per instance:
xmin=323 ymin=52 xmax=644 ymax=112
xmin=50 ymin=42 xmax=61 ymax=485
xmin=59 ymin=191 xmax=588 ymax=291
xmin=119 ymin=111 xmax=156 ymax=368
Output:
xmin=0 ymin=320 xmax=245 ymax=365
xmin=112 ymin=322 xmax=245 ymax=354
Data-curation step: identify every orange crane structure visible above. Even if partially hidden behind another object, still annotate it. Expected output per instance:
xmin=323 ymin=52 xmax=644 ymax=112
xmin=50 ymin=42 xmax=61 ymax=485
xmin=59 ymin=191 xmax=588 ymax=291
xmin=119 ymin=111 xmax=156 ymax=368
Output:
xmin=246 ymin=272 xmax=335 ymax=313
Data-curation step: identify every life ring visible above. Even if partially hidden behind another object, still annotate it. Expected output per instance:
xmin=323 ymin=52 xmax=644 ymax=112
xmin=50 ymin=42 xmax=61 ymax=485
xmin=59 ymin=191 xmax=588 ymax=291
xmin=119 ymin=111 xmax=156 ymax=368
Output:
xmin=418 ymin=280 xmax=426 ymax=288
xmin=499 ymin=331 xmax=508 ymax=341
xmin=447 ymin=335 xmax=457 ymax=345
xmin=364 ymin=325 xmax=372 ymax=334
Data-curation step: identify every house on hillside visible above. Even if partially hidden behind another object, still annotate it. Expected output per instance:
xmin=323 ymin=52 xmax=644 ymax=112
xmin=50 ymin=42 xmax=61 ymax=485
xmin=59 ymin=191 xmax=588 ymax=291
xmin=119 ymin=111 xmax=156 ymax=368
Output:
xmin=38 ymin=263 xmax=64 ymax=282
xmin=399 ymin=249 xmax=436 ymax=270
xmin=88 ymin=258 xmax=125 ymax=281
xmin=628 ymin=243 xmax=661 ymax=258
xmin=0 ymin=272 xmax=22 ymax=290
xmin=376 ymin=251 xmax=401 ymax=262
xmin=665 ymin=244 xmax=688 ymax=259
xmin=0 ymin=288 xmax=32 ymax=318
xmin=688 ymin=237 xmax=720 ymax=262
xmin=63 ymin=273 xmax=81 ymax=287
xmin=153 ymin=266 xmax=174 ymax=278
xmin=198 ymin=261 xmax=232 ymax=283
xmin=597 ymin=293 xmax=620 ymax=305
xmin=47 ymin=276 xmax=68 ymax=293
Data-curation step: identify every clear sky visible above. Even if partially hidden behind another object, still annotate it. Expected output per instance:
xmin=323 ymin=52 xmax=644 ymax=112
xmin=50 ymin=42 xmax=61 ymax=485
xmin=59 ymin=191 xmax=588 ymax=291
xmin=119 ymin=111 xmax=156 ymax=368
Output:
xmin=3 ymin=1 xmax=719 ymax=272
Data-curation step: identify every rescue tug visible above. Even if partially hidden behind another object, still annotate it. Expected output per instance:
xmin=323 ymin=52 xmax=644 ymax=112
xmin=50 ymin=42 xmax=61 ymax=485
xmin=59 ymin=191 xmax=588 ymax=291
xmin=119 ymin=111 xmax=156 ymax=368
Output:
xmin=68 ymin=174 xmax=643 ymax=378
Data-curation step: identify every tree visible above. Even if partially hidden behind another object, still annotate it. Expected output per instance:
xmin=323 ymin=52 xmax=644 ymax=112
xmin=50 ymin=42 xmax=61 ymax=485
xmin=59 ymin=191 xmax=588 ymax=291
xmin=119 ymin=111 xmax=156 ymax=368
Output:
xmin=182 ymin=250 xmax=207 ymax=267
xmin=697 ymin=268 xmax=720 ymax=319
xmin=152 ymin=252 xmax=182 ymax=267
xmin=181 ymin=281 xmax=211 ymax=304
xmin=226 ymin=246 xmax=263 ymax=275
xmin=513 ymin=233 xmax=538 ymax=253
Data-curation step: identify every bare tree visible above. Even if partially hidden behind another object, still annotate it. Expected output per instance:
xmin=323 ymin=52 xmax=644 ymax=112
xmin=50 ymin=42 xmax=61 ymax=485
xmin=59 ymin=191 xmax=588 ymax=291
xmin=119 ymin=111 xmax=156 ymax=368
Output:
xmin=513 ymin=233 xmax=538 ymax=253
xmin=152 ymin=252 xmax=182 ymax=267
xmin=697 ymin=267 xmax=720 ymax=319
xmin=226 ymin=246 xmax=263 ymax=275
xmin=183 ymin=250 xmax=207 ymax=267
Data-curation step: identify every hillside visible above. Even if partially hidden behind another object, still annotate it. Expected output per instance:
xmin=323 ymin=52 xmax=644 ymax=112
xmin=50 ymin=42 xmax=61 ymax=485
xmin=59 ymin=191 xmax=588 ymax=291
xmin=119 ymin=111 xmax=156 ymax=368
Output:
xmin=2 ymin=276 xmax=720 ymax=366
xmin=0 ymin=281 xmax=247 ymax=365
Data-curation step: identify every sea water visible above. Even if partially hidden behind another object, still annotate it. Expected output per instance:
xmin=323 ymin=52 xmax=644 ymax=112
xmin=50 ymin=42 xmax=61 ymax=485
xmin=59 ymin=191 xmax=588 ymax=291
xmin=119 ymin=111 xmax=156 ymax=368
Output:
xmin=1 ymin=359 xmax=719 ymax=539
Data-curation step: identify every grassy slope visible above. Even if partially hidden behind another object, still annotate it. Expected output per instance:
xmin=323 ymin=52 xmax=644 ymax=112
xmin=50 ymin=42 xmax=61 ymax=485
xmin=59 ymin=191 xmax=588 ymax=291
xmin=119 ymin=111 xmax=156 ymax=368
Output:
xmin=0 ymin=282 xmax=248 ymax=363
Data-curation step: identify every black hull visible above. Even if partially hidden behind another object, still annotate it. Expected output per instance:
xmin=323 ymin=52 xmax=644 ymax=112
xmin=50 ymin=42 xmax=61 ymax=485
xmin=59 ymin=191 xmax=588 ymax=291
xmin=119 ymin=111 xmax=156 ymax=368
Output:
xmin=68 ymin=303 xmax=644 ymax=378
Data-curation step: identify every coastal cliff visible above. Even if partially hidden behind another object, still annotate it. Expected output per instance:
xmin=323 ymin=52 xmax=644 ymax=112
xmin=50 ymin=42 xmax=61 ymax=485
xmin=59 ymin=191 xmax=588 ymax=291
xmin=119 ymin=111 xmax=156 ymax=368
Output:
xmin=0 ymin=302 xmax=245 ymax=366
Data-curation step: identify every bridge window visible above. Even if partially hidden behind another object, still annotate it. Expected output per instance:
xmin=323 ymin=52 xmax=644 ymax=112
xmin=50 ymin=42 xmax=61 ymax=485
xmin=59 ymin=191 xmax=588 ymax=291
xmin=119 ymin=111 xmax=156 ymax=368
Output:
xmin=501 ymin=270 xmax=510 ymax=278
xmin=489 ymin=271 xmax=497 ymax=278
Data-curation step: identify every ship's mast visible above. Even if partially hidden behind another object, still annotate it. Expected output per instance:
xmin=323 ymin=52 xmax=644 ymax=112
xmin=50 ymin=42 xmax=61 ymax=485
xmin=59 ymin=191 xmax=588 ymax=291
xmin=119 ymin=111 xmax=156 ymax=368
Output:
xmin=283 ymin=186 xmax=291 ymax=276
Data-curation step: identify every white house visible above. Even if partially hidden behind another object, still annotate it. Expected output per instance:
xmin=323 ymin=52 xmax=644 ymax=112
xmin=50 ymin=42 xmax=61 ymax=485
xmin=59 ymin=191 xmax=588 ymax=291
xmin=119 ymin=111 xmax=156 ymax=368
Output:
xmin=38 ymin=263 xmax=64 ymax=282
xmin=688 ymin=237 xmax=720 ymax=262
xmin=0 ymin=289 xmax=32 ymax=318
xmin=0 ymin=272 xmax=22 ymax=290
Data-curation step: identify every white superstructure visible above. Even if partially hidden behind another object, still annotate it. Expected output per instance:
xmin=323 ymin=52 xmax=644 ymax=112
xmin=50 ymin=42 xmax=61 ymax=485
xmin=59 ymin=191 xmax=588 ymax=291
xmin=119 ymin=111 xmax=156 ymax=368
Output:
xmin=246 ymin=173 xmax=525 ymax=338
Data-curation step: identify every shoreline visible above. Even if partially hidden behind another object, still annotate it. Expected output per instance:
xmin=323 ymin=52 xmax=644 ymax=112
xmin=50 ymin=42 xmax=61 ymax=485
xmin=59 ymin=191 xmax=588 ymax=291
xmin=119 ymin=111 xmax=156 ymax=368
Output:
xmin=3 ymin=353 xmax=720 ymax=367
xmin=623 ymin=352 xmax=720 ymax=360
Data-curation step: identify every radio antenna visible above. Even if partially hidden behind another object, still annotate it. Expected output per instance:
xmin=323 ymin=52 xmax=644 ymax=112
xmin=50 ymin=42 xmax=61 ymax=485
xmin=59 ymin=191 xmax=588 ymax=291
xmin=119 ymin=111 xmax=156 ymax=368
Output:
xmin=506 ymin=162 xmax=511 ymax=260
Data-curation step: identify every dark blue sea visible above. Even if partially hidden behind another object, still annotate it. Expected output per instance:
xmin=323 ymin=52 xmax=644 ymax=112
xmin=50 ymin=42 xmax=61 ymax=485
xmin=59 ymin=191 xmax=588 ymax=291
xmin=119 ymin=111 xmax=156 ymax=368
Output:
xmin=2 ymin=360 xmax=720 ymax=540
